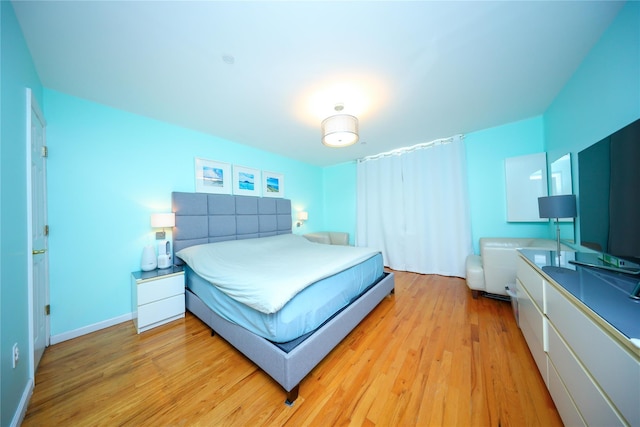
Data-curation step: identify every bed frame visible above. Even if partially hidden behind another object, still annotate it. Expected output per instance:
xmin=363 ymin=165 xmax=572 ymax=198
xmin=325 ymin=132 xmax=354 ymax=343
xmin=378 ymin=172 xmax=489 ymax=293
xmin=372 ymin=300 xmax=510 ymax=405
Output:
xmin=172 ymin=191 xmax=395 ymax=404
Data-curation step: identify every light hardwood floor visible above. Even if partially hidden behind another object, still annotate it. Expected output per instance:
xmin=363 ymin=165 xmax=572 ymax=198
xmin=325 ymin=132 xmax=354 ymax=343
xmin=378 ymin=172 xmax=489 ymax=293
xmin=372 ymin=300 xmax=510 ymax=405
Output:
xmin=23 ymin=271 xmax=562 ymax=426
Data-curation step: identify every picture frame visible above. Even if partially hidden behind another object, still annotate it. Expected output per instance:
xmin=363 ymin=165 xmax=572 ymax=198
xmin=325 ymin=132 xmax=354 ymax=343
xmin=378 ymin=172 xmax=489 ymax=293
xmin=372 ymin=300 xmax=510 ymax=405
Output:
xmin=194 ymin=158 xmax=232 ymax=194
xmin=232 ymin=165 xmax=261 ymax=196
xmin=262 ymin=171 xmax=284 ymax=198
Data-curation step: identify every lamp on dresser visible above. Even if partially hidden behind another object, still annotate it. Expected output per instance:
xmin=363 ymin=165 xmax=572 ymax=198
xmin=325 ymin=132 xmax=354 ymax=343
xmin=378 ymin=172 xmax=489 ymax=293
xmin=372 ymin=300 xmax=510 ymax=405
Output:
xmin=538 ymin=194 xmax=577 ymax=266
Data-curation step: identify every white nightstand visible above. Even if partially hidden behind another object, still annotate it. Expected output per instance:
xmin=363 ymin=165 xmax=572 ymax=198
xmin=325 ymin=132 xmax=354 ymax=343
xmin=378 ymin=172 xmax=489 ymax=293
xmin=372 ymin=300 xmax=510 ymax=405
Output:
xmin=131 ymin=266 xmax=185 ymax=333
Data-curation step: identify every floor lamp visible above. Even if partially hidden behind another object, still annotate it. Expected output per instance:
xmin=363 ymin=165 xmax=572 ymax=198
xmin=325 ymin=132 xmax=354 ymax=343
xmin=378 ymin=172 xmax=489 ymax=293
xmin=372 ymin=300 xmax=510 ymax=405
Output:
xmin=538 ymin=195 xmax=577 ymax=267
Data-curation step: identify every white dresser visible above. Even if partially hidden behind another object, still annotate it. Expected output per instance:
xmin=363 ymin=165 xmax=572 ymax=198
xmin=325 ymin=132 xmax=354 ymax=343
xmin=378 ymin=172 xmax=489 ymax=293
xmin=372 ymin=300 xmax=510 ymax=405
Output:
xmin=131 ymin=266 xmax=185 ymax=333
xmin=517 ymin=250 xmax=639 ymax=426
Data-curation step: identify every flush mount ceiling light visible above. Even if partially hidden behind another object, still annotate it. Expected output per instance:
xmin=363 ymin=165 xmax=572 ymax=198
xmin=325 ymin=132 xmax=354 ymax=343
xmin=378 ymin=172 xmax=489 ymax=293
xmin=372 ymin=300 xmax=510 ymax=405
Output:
xmin=321 ymin=104 xmax=359 ymax=148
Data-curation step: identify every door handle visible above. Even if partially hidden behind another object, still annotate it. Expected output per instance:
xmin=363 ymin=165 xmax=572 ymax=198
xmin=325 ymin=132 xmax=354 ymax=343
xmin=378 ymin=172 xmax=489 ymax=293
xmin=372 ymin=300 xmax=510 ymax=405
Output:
xmin=32 ymin=249 xmax=46 ymax=255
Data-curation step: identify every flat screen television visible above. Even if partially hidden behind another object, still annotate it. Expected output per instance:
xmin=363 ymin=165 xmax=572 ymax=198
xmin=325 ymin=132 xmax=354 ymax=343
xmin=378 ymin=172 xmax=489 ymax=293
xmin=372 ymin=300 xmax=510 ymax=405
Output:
xmin=578 ymin=117 xmax=640 ymax=268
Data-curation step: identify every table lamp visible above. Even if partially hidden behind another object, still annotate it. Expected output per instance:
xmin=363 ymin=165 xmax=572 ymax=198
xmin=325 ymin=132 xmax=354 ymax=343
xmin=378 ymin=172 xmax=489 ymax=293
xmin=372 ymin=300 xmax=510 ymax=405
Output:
xmin=538 ymin=195 xmax=577 ymax=266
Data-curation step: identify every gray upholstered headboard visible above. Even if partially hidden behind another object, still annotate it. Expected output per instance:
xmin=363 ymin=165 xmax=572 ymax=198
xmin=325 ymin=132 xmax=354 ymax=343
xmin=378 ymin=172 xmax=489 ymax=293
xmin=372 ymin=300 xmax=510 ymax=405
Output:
xmin=171 ymin=192 xmax=292 ymax=263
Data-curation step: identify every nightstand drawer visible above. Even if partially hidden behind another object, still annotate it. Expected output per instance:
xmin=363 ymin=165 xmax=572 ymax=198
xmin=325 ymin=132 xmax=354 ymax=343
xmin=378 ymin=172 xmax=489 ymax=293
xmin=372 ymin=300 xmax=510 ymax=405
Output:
xmin=138 ymin=294 xmax=185 ymax=329
xmin=138 ymin=274 xmax=184 ymax=305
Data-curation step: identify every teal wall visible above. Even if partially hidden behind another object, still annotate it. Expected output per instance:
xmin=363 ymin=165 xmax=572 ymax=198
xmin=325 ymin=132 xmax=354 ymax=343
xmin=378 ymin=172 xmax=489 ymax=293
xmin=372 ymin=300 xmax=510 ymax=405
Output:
xmin=544 ymin=1 xmax=640 ymax=245
xmin=465 ymin=116 xmax=548 ymax=252
xmin=0 ymin=2 xmax=43 ymax=426
xmin=545 ymin=1 xmax=640 ymax=162
xmin=2 ymin=1 xmax=639 ymax=425
xmin=44 ymin=89 xmax=323 ymax=337
xmin=322 ymin=161 xmax=357 ymax=245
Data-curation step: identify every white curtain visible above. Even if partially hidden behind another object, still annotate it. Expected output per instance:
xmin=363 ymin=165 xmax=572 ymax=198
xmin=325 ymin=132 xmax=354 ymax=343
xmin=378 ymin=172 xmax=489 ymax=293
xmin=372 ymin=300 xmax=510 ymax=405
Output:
xmin=356 ymin=135 xmax=472 ymax=277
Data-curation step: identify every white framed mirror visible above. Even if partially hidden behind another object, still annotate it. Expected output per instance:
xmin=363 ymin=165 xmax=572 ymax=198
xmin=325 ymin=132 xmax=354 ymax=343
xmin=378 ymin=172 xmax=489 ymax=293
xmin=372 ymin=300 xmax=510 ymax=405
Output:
xmin=505 ymin=152 xmax=548 ymax=222
xmin=550 ymin=153 xmax=572 ymax=196
xmin=550 ymin=153 xmax=574 ymax=224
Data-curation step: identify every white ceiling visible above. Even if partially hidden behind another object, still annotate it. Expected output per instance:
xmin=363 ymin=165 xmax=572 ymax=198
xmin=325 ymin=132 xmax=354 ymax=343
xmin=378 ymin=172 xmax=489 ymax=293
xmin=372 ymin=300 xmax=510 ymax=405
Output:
xmin=12 ymin=1 xmax=624 ymax=167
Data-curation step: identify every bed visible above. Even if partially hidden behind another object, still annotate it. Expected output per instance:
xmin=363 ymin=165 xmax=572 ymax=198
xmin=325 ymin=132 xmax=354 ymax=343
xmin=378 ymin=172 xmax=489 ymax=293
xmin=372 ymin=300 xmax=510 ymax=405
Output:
xmin=171 ymin=191 xmax=395 ymax=404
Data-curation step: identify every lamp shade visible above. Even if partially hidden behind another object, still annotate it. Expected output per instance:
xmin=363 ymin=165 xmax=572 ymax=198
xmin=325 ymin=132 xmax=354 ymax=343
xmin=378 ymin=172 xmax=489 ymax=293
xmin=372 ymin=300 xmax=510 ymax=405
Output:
xmin=297 ymin=211 xmax=308 ymax=221
xmin=538 ymin=195 xmax=577 ymax=219
xmin=150 ymin=213 xmax=175 ymax=228
xmin=321 ymin=114 xmax=359 ymax=147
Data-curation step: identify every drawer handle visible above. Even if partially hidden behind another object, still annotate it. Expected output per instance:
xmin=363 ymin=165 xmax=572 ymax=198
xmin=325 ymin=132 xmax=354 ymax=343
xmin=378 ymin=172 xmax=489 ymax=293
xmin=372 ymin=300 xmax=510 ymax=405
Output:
xmin=32 ymin=249 xmax=46 ymax=255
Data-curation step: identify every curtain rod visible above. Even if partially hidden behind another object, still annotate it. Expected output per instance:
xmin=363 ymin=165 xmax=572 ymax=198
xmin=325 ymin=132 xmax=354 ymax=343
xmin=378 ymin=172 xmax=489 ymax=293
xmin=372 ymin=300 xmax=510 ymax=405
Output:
xmin=357 ymin=134 xmax=464 ymax=163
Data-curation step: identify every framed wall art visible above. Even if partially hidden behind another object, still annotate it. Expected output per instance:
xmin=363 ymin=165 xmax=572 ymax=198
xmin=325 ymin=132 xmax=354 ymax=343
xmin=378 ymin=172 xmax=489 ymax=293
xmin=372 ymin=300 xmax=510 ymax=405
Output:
xmin=232 ymin=165 xmax=261 ymax=196
xmin=262 ymin=171 xmax=284 ymax=198
xmin=194 ymin=158 xmax=232 ymax=194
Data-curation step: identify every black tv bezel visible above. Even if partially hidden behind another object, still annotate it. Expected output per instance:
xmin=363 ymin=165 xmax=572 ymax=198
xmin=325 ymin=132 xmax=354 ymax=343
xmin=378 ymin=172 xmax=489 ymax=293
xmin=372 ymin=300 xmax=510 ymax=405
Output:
xmin=577 ymin=117 xmax=640 ymax=269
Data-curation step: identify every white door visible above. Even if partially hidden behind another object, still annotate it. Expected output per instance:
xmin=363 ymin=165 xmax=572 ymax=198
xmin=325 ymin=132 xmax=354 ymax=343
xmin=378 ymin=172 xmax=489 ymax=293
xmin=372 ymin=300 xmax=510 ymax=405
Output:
xmin=27 ymin=89 xmax=49 ymax=372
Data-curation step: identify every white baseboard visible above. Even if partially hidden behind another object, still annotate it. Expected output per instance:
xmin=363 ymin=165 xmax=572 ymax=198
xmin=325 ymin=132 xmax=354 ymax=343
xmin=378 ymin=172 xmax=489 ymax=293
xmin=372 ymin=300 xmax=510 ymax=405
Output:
xmin=50 ymin=313 xmax=133 ymax=345
xmin=10 ymin=378 xmax=33 ymax=427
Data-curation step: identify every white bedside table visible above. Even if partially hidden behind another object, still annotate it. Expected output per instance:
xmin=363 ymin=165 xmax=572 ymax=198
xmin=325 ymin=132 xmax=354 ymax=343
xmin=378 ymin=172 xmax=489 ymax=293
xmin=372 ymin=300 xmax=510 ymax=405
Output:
xmin=131 ymin=265 xmax=185 ymax=333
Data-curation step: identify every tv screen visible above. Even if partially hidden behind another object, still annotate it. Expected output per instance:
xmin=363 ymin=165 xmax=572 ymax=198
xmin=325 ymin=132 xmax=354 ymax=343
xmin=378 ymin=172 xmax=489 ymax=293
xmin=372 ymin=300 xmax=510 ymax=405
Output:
xmin=578 ymin=117 xmax=640 ymax=266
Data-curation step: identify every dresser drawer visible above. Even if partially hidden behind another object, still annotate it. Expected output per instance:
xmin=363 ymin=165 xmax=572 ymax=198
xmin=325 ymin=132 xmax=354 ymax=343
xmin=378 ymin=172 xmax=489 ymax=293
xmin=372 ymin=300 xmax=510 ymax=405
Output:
xmin=138 ymin=274 xmax=184 ymax=305
xmin=137 ymin=294 xmax=185 ymax=330
xmin=517 ymin=278 xmax=547 ymax=381
xmin=546 ymin=282 xmax=639 ymax=425
xmin=547 ymin=355 xmax=585 ymax=427
xmin=517 ymin=256 xmax=545 ymax=313
xmin=547 ymin=322 xmax=625 ymax=426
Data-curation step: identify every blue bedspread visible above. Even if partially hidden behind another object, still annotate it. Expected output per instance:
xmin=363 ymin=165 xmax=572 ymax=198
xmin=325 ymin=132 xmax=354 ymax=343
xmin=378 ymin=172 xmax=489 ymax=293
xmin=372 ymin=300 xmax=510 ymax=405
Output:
xmin=185 ymin=253 xmax=384 ymax=342
xmin=177 ymin=234 xmax=380 ymax=313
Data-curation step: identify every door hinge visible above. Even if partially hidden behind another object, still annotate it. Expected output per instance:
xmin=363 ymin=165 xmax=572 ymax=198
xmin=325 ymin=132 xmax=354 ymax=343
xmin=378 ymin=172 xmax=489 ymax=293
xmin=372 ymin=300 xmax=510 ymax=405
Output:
xmin=45 ymin=304 xmax=50 ymax=315
xmin=44 ymin=225 xmax=49 ymax=236
xmin=41 ymin=146 xmax=48 ymax=158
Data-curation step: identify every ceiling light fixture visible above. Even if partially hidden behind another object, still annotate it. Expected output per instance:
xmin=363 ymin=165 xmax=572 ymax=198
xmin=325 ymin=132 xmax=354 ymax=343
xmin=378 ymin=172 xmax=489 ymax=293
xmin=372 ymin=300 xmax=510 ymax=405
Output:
xmin=321 ymin=104 xmax=359 ymax=148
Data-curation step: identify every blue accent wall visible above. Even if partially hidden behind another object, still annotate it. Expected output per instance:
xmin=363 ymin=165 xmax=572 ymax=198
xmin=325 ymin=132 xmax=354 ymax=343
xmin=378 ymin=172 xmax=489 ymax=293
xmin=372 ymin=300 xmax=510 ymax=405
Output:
xmin=2 ymin=1 xmax=638 ymax=424
xmin=545 ymin=1 xmax=640 ymax=162
xmin=322 ymin=161 xmax=357 ymax=245
xmin=544 ymin=1 xmax=640 ymax=245
xmin=465 ymin=116 xmax=548 ymax=252
xmin=44 ymin=89 xmax=324 ymax=337
xmin=0 ymin=2 xmax=43 ymax=425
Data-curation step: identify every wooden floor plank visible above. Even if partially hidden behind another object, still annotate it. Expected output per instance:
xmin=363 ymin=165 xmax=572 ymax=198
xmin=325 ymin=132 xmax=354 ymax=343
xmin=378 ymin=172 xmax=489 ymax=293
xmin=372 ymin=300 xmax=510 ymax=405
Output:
xmin=23 ymin=271 xmax=562 ymax=426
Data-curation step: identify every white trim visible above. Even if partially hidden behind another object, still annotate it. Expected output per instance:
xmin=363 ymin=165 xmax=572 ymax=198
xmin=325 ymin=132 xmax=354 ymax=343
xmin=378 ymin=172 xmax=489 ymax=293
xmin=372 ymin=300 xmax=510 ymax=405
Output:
xmin=9 ymin=378 xmax=34 ymax=427
xmin=25 ymin=89 xmax=34 ymax=379
xmin=26 ymin=88 xmax=48 ymax=382
xmin=50 ymin=313 xmax=133 ymax=345
xmin=26 ymin=89 xmax=34 ymax=370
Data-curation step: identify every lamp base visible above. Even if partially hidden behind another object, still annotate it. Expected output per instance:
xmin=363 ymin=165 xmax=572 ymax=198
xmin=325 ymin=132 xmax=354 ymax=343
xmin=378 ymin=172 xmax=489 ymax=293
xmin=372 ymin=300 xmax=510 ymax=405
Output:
xmin=555 ymin=219 xmax=562 ymax=267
